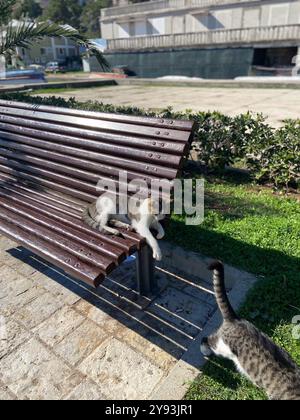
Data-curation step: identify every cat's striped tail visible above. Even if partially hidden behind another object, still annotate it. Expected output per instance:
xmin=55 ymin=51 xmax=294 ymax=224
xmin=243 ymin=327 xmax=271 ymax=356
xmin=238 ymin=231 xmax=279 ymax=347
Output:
xmin=209 ymin=261 xmax=237 ymax=322
xmin=82 ymin=206 xmax=101 ymax=230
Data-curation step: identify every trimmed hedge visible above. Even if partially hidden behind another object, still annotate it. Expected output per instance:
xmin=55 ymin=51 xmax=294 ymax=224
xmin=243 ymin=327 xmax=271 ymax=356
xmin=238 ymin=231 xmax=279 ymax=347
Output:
xmin=0 ymin=92 xmax=299 ymax=190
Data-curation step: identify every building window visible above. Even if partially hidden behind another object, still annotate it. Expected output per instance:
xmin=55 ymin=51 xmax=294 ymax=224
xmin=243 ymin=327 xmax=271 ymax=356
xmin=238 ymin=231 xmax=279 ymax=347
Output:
xmin=40 ymin=48 xmax=46 ymax=55
xmin=21 ymin=48 xmax=25 ymax=56
xmin=56 ymin=48 xmax=66 ymax=56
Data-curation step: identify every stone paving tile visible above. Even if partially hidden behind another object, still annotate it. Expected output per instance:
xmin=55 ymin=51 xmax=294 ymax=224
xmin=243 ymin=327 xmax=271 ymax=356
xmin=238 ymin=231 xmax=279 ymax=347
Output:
xmin=0 ymin=385 xmax=16 ymax=400
xmin=34 ymin=306 xmax=85 ymax=347
xmin=78 ymin=338 xmax=164 ymax=400
xmin=14 ymin=291 xmax=64 ymax=329
xmin=65 ymin=379 xmax=107 ymax=400
xmin=147 ymin=287 xmax=214 ymax=338
xmin=31 ymin=268 xmax=85 ymax=306
xmin=74 ymin=295 xmax=135 ymax=336
xmin=0 ymin=265 xmax=20 ymax=283
xmin=0 ymin=275 xmax=45 ymax=316
xmin=54 ymin=319 xmax=108 ymax=366
xmin=0 ymin=338 xmax=83 ymax=400
xmin=0 ymin=319 xmax=31 ymax=359
xmin=115 ymin=327 xmax=178 ymax=372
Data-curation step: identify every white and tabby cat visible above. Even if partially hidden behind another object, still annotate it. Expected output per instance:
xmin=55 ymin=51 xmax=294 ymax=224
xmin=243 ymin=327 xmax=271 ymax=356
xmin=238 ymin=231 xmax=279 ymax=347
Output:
xmin=82 ymin=194 xmax=165 ymax=261
xmin=201 ymin=261 xmax=300 ymax=400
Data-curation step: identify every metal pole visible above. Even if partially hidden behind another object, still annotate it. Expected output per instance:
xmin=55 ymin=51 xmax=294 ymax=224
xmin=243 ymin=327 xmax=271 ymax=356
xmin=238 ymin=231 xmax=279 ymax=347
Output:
xmin=136 ymin=244 xmax=157 ymax=296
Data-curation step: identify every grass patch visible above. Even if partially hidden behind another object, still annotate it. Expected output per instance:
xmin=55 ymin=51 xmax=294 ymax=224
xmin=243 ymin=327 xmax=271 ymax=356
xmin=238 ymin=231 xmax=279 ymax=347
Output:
xmin=167 ymin=173 xmax=300 ymax=400
xmin=31 ymin=87 xmax=87 ymax=95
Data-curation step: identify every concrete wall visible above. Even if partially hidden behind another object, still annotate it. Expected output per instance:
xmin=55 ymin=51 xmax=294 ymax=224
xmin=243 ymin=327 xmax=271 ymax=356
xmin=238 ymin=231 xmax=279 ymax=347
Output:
xmin=101 ymin=1 xmax=300 ymax=40
xmin=91 ymin=47 xmax=254 ymax=78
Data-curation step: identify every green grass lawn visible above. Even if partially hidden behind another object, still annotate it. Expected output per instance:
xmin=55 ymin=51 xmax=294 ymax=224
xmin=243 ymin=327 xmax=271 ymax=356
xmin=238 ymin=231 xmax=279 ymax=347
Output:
xmin=167 ymin=172 xmax=300 ymax=400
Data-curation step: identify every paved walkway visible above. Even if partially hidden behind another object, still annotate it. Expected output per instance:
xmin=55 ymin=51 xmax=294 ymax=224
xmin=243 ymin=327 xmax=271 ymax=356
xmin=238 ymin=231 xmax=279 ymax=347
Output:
xmin=36 ymin=84 xmax=300 ymax=127
xmin=0 ymin=235 xmax=215 ymax=400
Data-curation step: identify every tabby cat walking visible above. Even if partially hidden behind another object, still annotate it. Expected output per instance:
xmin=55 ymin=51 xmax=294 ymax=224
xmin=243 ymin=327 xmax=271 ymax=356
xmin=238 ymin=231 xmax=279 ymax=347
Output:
xmin=201 ymin=261 xmax=300 ymax=400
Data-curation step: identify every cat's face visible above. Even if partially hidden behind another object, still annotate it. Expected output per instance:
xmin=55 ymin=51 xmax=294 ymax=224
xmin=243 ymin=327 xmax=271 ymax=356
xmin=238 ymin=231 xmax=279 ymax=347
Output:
xmin=201 ymin=325 xmax=236 ymax=360
xmin=200 ymin=334 xmax=219 ymax=357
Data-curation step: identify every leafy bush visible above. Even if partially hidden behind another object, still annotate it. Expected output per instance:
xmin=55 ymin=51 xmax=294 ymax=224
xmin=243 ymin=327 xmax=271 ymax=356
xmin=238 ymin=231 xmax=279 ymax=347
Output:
xmin=246 ymin=120 xmax=300 ymax=189
xmin=0 ymin=92 xmax=299 ymax=190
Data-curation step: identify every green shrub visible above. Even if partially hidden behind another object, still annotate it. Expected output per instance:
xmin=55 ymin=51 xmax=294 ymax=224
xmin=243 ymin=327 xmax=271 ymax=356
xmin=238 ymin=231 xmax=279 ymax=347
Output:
xmin=0 ymin=92 xmax=299 ymax=190
xmin=246 ymin=120 xmax=300 ymax=189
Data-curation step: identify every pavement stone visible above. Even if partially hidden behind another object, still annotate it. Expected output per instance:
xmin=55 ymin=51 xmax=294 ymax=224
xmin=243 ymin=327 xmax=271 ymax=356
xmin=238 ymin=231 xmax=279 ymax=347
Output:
xmin=78 ymin=338 xmax=165 ymax=400
xmin=0 ymin=319 xmax=31 ymax=359
xmin=14 ymin=291 xmax=64 ymax=329
xmin=0 ymin=338 xmax=83 ymax=400
xmin=54 ymin=319 xmax=108 ymax=366
xmin=34 ymin=306 xmax=85 ymax=347
xmin=65 ymin=379 xmax=107 ymax=400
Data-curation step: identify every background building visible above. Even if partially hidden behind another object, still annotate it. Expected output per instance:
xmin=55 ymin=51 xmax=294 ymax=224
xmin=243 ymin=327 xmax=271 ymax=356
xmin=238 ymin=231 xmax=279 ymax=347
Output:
xmin=99 ymin=0 xmax=300 ymax=78
xmin=15 ymin=36 xmax=80 ymax=67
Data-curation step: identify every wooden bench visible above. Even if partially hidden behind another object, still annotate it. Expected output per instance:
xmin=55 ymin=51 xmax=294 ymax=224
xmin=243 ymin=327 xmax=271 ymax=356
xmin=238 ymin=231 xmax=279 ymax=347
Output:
xmin=0 ymin=100 xmax=197 ymax=295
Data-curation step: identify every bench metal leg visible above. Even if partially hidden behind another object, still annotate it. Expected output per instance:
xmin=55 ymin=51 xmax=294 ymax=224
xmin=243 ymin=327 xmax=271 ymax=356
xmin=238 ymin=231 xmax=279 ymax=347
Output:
xmin=136 ymin=245 xmax=157 ymax=296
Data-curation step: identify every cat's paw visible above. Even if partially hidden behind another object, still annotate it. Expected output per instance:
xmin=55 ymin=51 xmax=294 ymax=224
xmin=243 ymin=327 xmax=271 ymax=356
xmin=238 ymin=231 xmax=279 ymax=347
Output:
xmin=108 ymin=228 xmax=120 ymax=236
xmin=153 ymin=248 xmax=162 ymax=261
xmin=156 ymin=232 xmax=165 ymax=240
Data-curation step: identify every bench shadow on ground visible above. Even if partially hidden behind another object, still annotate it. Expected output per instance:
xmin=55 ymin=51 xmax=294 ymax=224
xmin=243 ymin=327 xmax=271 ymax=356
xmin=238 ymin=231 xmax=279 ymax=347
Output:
xmin=6 ymin=227 xmax=300 ymax=383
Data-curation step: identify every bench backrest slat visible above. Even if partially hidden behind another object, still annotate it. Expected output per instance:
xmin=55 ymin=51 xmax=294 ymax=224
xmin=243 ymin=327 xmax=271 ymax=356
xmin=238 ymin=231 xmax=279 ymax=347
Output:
xmin=0 ymin=100 xmax=197 ymax=204
xmin=0 ymin=100 xmax=194 ymax=131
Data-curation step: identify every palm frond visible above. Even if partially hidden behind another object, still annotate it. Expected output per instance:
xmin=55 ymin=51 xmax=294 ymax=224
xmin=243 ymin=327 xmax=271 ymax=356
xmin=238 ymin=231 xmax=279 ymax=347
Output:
xmin=0 ymin=0 xmax=16 ymax=25
xmin=1 ymin=21 xmax=110 ymax=70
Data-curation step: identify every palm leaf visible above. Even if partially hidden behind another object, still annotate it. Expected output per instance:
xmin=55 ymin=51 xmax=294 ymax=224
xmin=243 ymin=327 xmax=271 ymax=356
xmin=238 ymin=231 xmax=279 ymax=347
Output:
xmin=0 ymin=0 xmax=16 ymax=25
xmin=1 ymin=21 xmax=110 ymax=70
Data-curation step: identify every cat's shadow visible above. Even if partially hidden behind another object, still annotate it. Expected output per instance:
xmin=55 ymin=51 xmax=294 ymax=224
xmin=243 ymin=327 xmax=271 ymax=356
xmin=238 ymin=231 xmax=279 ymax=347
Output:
xmin=202 ymin=357 xmax=242 ymax=391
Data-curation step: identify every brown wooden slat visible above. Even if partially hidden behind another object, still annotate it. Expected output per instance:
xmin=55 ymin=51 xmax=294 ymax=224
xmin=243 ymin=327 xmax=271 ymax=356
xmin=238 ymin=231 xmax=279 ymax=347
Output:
xmin=0 ymin=117 xmax=188 ymax=157
xmin=0 ymin=128 xmax=179 ymax=179
xmin=0 ymin=205 xmax=116 ymax=273
xmin=0 ymin=163 xmax=97 ymax=202
xmin=0 ymin=193 xmax=126 ymax=265
xmin=0 ymin=175 xmax=144 ymax=251
xmin=0 ymin=147 xmax=172 ymax=197
xmin=0 ymin=106 xmax=191 ymax=142
xmin=0 ymin=122 xmax=184 ymax=167
xmin=0 ymin=100 xmax=196 ymax=131
xmin=0 ymin=137 xmax=175 ymax=184
xmin=0 ymin=173 xmax=82 ymax=216
xmin=0 ymin=184 xmax=139 ymax=257
xmin=0 ymin=219 xmax=105 ymax=287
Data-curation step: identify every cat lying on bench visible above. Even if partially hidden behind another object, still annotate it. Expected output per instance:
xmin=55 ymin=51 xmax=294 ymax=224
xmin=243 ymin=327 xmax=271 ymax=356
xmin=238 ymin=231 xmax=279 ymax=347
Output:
xmin=82 ymin=194 xmax=165 ymax=261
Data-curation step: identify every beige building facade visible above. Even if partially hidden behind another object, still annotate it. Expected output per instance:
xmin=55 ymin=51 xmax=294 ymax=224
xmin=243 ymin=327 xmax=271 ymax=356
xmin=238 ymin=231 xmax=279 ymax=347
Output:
xmin=100 ymin=0 xmax=300 ymax=50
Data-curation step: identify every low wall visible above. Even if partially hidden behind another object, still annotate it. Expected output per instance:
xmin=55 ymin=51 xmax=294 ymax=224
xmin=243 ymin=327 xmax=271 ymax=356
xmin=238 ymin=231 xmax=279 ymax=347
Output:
xmin=95 ymin=47 xmax=255 ymax=79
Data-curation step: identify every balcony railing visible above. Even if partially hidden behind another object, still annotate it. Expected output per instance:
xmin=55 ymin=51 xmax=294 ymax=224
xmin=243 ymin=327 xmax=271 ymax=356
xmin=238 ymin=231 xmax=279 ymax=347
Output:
xmin=106 ymin=24 xmax=300 ymax=50
xmin=101 ymin=0 xmax=252 ymax=19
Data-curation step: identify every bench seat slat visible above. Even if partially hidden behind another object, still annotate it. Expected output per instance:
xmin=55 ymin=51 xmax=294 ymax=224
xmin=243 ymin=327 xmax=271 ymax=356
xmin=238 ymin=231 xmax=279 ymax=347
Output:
xmin=0 ymin=193 xmax=126 ymax=265
xmin=0 ymin=100 xmax=195 ymax=131
xmin=0 ymin=174 xmax=143 ymax=251
xmin=0 ymin=106 xmax=191 ymax=142
xmin=0 ymin=204 xmax=117 ymax=273
xmin=0 ymin=219 xmax=105 ymax=287
xmin=0 ymin=184 xmax=139 ymax=258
